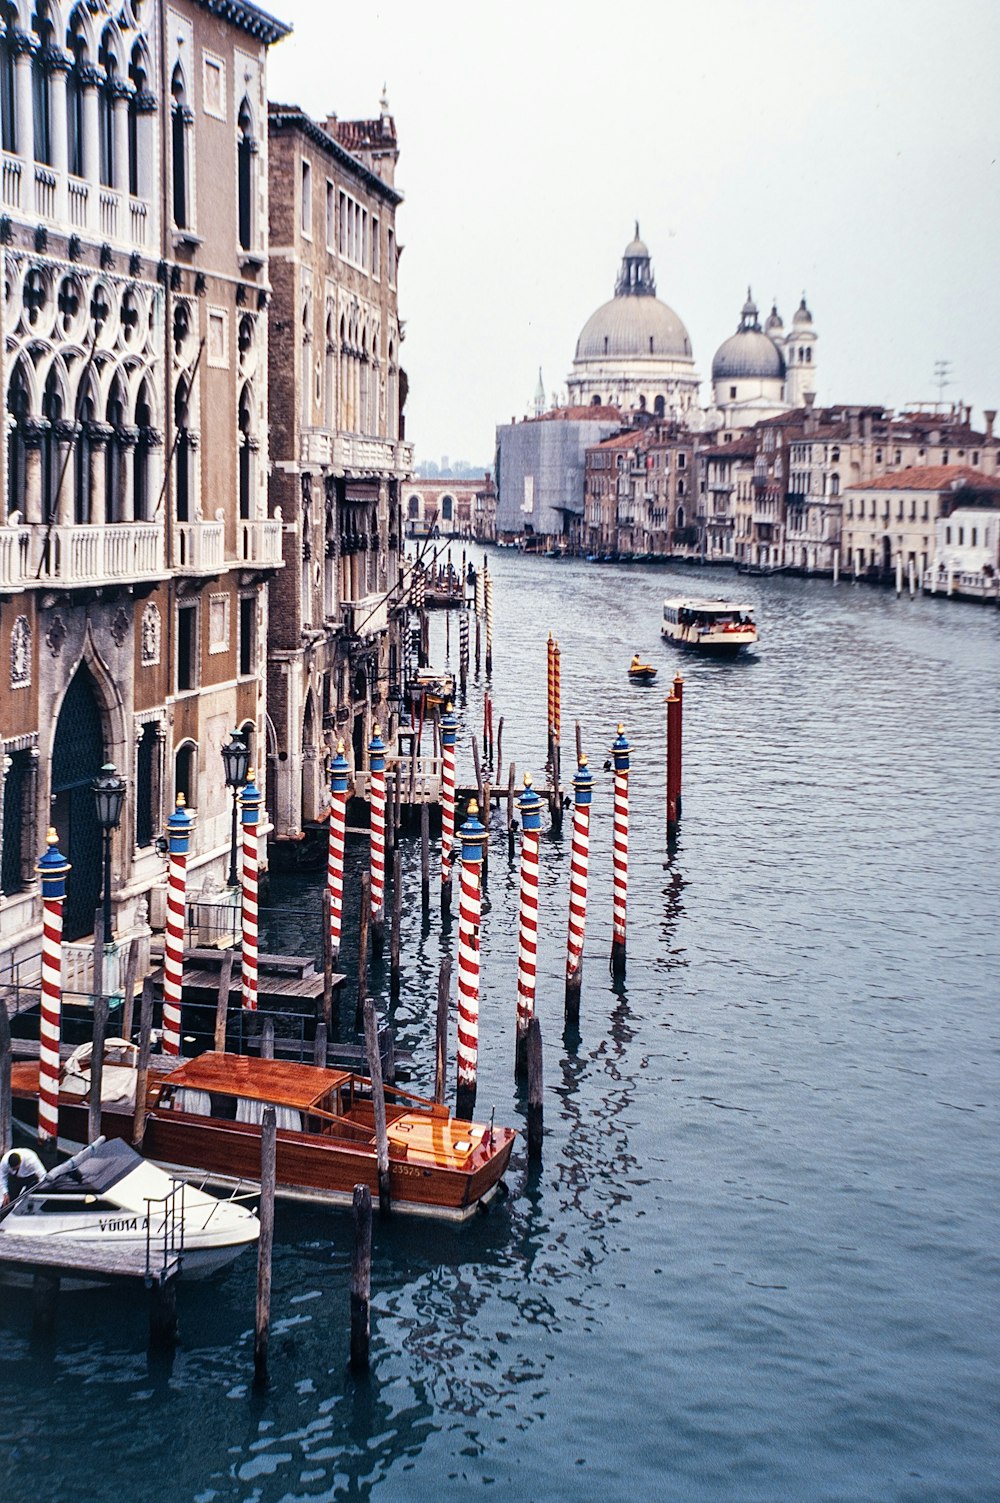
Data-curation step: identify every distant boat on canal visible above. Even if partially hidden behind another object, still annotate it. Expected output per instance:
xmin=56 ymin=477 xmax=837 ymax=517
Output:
xmin=661 ymin=597 xmax=758 ymax=655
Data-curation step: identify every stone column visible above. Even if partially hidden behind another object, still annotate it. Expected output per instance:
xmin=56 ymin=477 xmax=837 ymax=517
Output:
xmin=48 ymin=53 xmax=70 ymax=219
xmin=22 ymin=424 xmax=44 ymax=528
xmin=11 ymin=36 xmax=34 ymax=172
xmin=88 ymin=424 xmax=110 ymax=528
xmin=80 ymin=66 xmax=101 ymax=232
xmin=118 ymin=427 xmax=138 ymax=522
xmin=112 ymin=83 xmax=130 ymax=197
xmin=55 ymin=423 xmax=75 ymax=527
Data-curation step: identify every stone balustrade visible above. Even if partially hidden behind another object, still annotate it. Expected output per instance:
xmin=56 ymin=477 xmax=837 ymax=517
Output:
xmin=174 ymin=521 xmax=225 ymax=573
xmin=240 ymin=518 xmax=284 ymax=566
xmin=28 ymin=522 xmax=165 ymax=585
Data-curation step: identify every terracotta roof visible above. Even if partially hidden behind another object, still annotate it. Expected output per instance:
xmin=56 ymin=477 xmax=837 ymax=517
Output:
xmin=268 ymin=104 xmax=403 ymax=204
xmin=525 ymin=406 xmax=624 ymax=424
xmin=702 ymin=436 xmax=756 ymax=459
xmin=845 ymin=465 xmax=989 ymax=491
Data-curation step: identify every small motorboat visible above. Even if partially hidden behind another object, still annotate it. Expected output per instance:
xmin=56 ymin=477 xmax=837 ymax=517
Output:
xmin=0 ymin=1136 xmax=259 ymax=1283
xmin=628 ymin=658 xmax=658 ymax=683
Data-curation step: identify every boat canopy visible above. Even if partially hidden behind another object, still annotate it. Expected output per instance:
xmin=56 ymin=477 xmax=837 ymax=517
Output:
xmin=663 ymin=597 xmax=754 ymax=616
xmin=163 ymin=1053 xmax=351 ymax=1112
xmin=34 ymin=1137 xmax=141 ymax=1198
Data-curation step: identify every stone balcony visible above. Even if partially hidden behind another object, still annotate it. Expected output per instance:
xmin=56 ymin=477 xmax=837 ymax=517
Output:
xmin=0 ymin=521 xmax=167 ymax=591
xmin=331 ymin=434 xmax=414 ymax=477
xmin=342 ymin=593 xmax=388 ymax=638
xmin=174 ymin=521 xmax=225 ymax=574
xmin=239 ymin=518 xmax=284 ymax=567
xmin=0 ymin=153 xmax=152 ymax=247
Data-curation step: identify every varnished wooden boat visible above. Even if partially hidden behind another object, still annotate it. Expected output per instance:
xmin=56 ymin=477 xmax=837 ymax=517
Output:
xmin=11 ymin=1052 xmax=516 ymax=1223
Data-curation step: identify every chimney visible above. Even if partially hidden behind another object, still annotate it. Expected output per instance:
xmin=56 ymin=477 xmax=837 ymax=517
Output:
xmin=984 ymin=409 xmax=996 ymax=442
xmin=849 ymin=408 xmax=860 ymax=440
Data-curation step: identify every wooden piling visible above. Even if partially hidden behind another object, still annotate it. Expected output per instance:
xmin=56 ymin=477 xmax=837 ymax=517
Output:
xmin=506 ymin=761 xmax=516 ymax=860
xmin=120 ymin=938 xmax=139 ymax=1042
xmin=526 ymin=1017 xmax=543 ymax=1162
xmin=673 ymin=673 xmax=684 ymax=820
xmin=0 ymin=995 xmax=11 ymax=1155
xmin=362 ymin=998 xmax=391 ymax=1215
xmin=390 ymin=851 xmax=402 ymax=1004
xmin=87 ymin=987 xmax=109 ymax=1144
xmin=349 ymin=1183 xmax=372 ymax=1373
xmin=474 ymin=612 xmax=481 ymax=676
xmin=313 ymin=1021 xmax=328 ymax=1068
xmin=495 ymin=715 xmax=504 ymax=782
xmin=321 ymin=888 xmax=334 ymax=1030
xmin=260 ymin=1017 xmax=275 ymax=1060
xmin=254 ymin=1105 xmax=276 ymax=1388
xmin=356 ymin=871 xmax=371 ymax=1031
xmin=420 ymin=800 xmax=430 ymax=915
xmin=214 ymin=949 xmax=234 ymax=1053
xmin=435 ymin=954 xmax=450 ymax=1105
xmin=132 ymin=978 xmax=155 ymax=1149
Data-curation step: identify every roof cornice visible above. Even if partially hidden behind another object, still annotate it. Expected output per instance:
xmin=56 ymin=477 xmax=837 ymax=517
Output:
xmin=268 ymin=105 xmax=404 ymax=206
xmin=192 ymin=0 xmax=291 ymax=46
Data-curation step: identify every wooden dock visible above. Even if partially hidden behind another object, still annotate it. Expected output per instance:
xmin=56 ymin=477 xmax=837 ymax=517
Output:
xmin=147 ymin=947 xmax=345 ymax=1012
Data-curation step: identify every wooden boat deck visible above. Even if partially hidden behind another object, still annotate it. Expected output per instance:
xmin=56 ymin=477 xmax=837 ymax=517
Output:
xmin=0 ymin=1231 xmax=178 ymax=1285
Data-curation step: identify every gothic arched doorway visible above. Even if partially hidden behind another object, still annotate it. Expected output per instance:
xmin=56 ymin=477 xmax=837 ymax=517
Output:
xmin=51 ymin=668 xmax=106 ymax=940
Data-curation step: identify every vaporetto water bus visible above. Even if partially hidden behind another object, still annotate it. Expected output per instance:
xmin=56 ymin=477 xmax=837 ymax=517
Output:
xmin=661 ymin=598 xmax=758 ymax=655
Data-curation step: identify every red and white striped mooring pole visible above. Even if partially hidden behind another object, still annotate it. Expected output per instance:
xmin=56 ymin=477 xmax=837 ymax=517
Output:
xmin=240 ymin=771 xmax=262 ymax=1012
xmin=327 ymin=741 xmax=350 ymax=963
xmin=162 ymin=795 xmax=195 ymax=1055
xmin=609 ymin=725 xmax=631 ymax=980
xmin=515 ymin=774 xmax=543 ymax=1077
xmin=565 ymin=755 xmax=593 ymax=1027
xmin=36 ymin=828 xmax=70 ymax=1148
xmin=368 ymin=725 xmax=387 ymax=955
xmin=455 ymin=801 xmax=486 ymax=1120
xmin=440 ymin=705 xmax=458 ymax=917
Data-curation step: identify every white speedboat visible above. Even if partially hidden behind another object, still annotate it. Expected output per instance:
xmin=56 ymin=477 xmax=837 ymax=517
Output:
xmin=661 ymin=598 xmax=757 ymax=655
xmin=0 ymin=1136 xmax=259 ymax=1283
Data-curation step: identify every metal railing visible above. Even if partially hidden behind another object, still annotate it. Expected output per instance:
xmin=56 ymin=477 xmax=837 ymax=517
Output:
xmin=145 ymin=1180 xmax=185 ymax=1282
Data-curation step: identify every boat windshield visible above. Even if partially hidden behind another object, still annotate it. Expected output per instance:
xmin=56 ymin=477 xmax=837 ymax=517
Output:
xmin=34 ymin=1138 xmax=141 ymax=1198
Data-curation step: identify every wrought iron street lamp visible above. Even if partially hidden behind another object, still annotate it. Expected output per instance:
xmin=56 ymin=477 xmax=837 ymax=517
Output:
xmin=221 ymin=729 xmax=250 ymax=887
xmin=92 ymin=762 xmax=126 ymax=946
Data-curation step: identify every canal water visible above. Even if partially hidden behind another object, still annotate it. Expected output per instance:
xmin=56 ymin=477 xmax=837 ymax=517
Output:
xmin=2 ymin=551 xmax=998 ymax=1502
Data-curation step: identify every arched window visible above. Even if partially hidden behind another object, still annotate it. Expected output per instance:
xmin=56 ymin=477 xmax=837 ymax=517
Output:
xmin=97 ymin=28 xmax=118 ymax=187
xmin=175 ymin=378 xmax=192 ymax=521
xmin=654 ymin=395 xmax=665 ymax=417
xmin=830 ymin=473 xmax=840 ymax=497
xmin=133 ymin=379 xmax=153 ymax=520
xmin=441 ymin=494 xmax=453 ymax=522
xmin=676 ymin=506 xmax=685 ymax=529
xmin=171 ymin=63 xmax=189 ymax=228
xmin=41 ymin=368 xmax=63 ymax=524
xmin=238 ymin=382 xmax=253 ymax=520
xmin=174 ymin=741 xmax=196 ymax=806
xmin=105 ymin=374 xmax=125 ymax=523
xmin=127 ymin=41 xmax=151 ymax=197
xmin=237 ymin=95 xmax=254 ymax=250
xmin=74 ymin=385 xmax=94 ymax=523
xmin=407 ymin=494 xmax=419 ymax=519
xmin=0 ymin=3 xmax=16 ymax=153
xmin=6 ymin=362 xmax=29 ymax=518
xmin=31 ymin=2 xmax=53 ymax=163
xmin=66 ymin=8 xmax=88 ymax=177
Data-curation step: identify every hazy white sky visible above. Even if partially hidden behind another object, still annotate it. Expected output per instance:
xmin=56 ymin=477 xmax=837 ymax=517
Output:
xmin=267 ymin=0 xmax=1000 ymax=466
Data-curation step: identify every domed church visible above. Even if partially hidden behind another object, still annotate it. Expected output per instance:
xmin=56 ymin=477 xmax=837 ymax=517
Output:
xmin=711 ymin=289 xmax=818 ymax=428
xmin=566 ymin=227 xmax=701 ymax=417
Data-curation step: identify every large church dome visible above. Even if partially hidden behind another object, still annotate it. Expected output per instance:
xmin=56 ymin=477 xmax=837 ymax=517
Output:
xmin=711 ymin=290 xmax=785 ymax=380
xmin=574 ymin=227 xmax=692 ymax=361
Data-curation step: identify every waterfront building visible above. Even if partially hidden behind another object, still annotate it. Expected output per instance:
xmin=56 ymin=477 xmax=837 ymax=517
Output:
xmin=0 ymin=0 xmax=288 ymax=969
xmin=584 ymin=424 xmax=701 ymax=557
xmin=926 ymin=499 xmax=1000 ymax=600
xmin=841 ymin=465 xmax=991 ymax=583
xmin=266 ymin=96 xmax=411 ymax=839
xmin=495 ymin=406 xmax=621 ymax=546
xmin=697 ymin=435 xmax=755 ymax=564
xmin=403 ymin=476 xmax=494 ymax=541
xmin=566 ymin=228 xmax=700 ymax=419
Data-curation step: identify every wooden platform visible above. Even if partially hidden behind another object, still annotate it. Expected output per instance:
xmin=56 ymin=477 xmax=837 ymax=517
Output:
xmin=0 ymin=1233 xmax=178 ymax=1285
xmin=147 ymin=947 xmax=345 ymax=1012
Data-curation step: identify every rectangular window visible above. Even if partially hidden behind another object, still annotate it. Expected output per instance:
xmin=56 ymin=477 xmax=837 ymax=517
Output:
xmin=208 ymin=592 xmax=229 ymax=653
xmin=388 ymin=227 xmax=395 ymax=286
xmin=958 ymin=526 xmax=964 ymax=545
xmin=971 ymin=527 xmax=978 ymax=546
xmin=239 ymin=594 xmax=255 ymax=676
xmin=202 ymin=54 xmax=226 ymax=120
xmin=301 ymin=159 xmax=312 ymax=236
xmin=326 ymin=181 xmax=335 ymax=249
xmin=338 ymin=190 xmax=347 ymax=255
xmin=135 ymin=724 xmax=158 ymax=849
xmin=361 ymin=209 xmax=368 ymax=268
xmin=206 ymin=307 xmax=228 ymax=368
xmin=177 ymin=603 xmax=198 ymax=691
xmin=945 ymin=526 xmax=952 ymax=544
xmin=1 ymin=749 xmax=29 ymax=895
xmin=371 ymin=215 xmax=380 ymax=278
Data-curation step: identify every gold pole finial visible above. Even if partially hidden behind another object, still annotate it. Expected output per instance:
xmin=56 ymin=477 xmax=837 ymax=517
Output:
xmin=175 ymin=793 xmax=187 ymax=808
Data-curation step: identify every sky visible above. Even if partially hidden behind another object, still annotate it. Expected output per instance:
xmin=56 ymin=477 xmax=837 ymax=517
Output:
xmin=267 ymin=0 xmax=1000 ymax=467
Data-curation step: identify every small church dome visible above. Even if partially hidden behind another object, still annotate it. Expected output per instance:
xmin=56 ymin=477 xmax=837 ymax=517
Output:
xmin=712 ymin=288 xmax=786 ymax=381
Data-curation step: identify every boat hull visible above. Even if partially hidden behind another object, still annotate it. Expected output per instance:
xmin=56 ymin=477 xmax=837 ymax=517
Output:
xmin=661 ymin=627 xmax=756 ymax=655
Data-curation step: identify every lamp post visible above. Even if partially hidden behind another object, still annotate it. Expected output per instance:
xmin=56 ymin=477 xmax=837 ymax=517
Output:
xmin=93 ymin=763 xmax=125 ymax=946
xmin=221 ymin=729 xmax=250 ymax=887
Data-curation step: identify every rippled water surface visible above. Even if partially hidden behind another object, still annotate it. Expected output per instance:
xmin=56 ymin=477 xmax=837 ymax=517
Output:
xmin=3 ymin=554 xmax=999 ymax=1502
